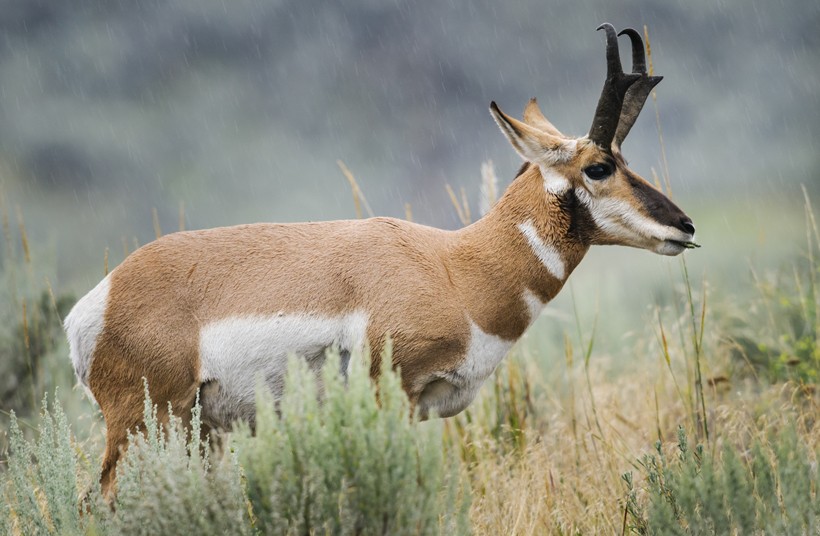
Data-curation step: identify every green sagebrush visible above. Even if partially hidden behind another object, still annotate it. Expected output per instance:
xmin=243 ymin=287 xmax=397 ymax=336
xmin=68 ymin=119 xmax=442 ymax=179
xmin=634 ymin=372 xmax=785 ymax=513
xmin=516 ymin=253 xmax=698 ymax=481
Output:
xmin=235 ymin=347 xmax=471 ymax=535
xmin=5 ymin=392 xmax=83 ymax=536
xmin=2 ymin=347 xmax=469 ymax=535
xmin=110 ymin=382 xmax=251 ymax=536
xmin=624 ymin=426 xmax=819 ymax=535
xmin=2 ymin=390 xmax=251 ymax=536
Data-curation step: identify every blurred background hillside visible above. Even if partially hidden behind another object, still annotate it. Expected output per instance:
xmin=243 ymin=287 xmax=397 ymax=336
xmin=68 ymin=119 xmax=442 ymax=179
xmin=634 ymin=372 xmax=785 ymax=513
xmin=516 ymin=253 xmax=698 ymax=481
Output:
xmin=0 ymin=0 xmax=818 ymax=347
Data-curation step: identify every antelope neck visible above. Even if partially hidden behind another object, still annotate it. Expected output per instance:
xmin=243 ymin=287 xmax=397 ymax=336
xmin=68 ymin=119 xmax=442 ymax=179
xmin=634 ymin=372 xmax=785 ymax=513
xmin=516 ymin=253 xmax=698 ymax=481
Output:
xmin=447 ymin=164 xmax=590 ymax=341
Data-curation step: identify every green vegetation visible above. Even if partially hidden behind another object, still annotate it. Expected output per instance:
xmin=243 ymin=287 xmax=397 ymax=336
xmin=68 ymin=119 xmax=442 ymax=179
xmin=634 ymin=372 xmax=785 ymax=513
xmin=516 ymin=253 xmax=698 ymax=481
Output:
xmin=0 ymin=291 xmax=74 ymax=422
xmin=238 ymin=351 xmax=469 ymax=535
xmin=111 ymin=386 xmax=251 ymax=536
xmin=2 ymin=352 xmax=468 ymax=535
xmin=624 ymin=426 xmax=819 ymax=534
xmin=723 ymin=204 xmax=820 ymax=383
xmin=6 ymin=395 xmax=82 ymax=536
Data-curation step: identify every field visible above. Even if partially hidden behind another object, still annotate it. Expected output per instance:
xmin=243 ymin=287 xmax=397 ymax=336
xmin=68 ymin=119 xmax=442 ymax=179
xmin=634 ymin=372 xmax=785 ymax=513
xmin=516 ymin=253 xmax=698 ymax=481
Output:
xmin=1 ymin=166 xmax=818 ymax=535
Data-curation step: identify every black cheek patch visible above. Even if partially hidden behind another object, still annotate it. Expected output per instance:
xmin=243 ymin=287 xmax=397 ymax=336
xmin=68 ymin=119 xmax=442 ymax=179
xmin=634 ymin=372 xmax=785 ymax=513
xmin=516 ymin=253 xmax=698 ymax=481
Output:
xmin=560 ymin=189 xmax=598 ymax=244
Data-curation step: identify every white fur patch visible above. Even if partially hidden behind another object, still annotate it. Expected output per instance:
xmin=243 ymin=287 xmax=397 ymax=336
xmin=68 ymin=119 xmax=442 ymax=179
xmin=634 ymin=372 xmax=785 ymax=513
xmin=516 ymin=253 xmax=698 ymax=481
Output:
xmin=517 ymin=220 xmax=566 ymax=280
xmin=458 ymin=321 xmax=515 ymax=383
xmin=64 ymin=275 xmax=111 ymax=403
xmin=419 ymin=320 xmax=515 ymax=418
xmin=538 ymin=139 xmax=577 ymax=166
xmin=557 ymin=139 xmax=578 ymax=160
xmin=540 ymin=167 xmax=571 ymax=195
xmin=574 ymin=187 xmax=689 ymax=250
xmin=522 ymin=288 xmax=546 ymax=326
xmin=198 ymin=311 xmax=368 ymax=427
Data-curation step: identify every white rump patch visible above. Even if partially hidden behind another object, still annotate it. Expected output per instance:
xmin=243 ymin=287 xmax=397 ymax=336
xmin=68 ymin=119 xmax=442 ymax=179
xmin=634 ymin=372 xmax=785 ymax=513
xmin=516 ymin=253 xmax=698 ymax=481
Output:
xmin=540 ymin=167 xmax=571 ymax=195
xmin=198 ymin=311 xmax=368 ymax=428
xmin=64 ymin=275 xmax=112 ymax=403
xmin=517 ymin=220 xmax=566 ymax=280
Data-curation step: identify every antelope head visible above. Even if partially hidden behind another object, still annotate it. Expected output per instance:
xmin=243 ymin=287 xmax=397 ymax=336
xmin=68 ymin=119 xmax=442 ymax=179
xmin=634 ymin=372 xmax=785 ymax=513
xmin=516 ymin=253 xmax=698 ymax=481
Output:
xmin=490 ymin=23 xmax=697 ymax=256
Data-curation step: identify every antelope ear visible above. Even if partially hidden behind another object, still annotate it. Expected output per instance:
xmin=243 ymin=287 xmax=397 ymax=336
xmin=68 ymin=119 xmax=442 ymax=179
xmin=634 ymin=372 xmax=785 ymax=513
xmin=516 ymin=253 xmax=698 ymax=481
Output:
xmin=523 ymin=98 xmax=564 ymax=138
xmin=490 ymin=102 xmax=575 ymax=164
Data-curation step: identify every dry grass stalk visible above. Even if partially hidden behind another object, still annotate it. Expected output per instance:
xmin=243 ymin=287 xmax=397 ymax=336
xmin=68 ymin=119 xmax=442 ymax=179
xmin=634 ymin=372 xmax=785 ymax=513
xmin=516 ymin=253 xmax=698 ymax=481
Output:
xmin=337 ymin=160 xmax=374 ymax=219
xmin=16 ymin=205 xmax=31 ymax=264
xmin=44 ymin=276 xmax=62 ymax=324
xmin=464 ymin=346 xmax=819 ymax=535
xmin=21 ymin=298 xmax=29 ymax=352
xmin=152 ymin=207 xmax=162 ymax=239
xmin=461 ymin=186 xmax=471 ymax=223
xmin=480 ymin=160 xmax=499 ymax=216
xmin=1 ymin=187 xmax=13 ymax=260
xmin=644 ymin=25 xmax=673 ymax=198
xmin=650 ymin=167 xmax=663 ymax=192
xmin=445 ymin=183 xmax=471 ymax=226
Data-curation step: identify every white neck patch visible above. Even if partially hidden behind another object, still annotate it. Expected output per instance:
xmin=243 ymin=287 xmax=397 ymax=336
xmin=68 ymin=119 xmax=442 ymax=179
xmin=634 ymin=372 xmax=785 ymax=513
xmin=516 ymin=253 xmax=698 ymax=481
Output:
xmin=517 ymin=219 xmax=566 ymax=280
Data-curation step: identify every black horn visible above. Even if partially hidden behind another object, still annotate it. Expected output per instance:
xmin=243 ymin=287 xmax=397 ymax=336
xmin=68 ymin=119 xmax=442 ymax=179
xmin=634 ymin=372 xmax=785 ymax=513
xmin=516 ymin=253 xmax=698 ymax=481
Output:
xmin=612 ymin=28 xmax=663 ymax=149
xmin=587 ymin=23 xmax=641 ymax=150
xmin=621 ymin=28 xmax=646 ymax=73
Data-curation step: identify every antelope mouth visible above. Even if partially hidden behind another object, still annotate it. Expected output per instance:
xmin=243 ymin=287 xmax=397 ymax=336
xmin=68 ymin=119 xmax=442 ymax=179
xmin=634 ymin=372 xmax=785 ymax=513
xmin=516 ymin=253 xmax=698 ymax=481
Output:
xmin=654 ymin=237 xmax=700 ymax=256
xmin=666 ymin=239 xmax=700 ymax=250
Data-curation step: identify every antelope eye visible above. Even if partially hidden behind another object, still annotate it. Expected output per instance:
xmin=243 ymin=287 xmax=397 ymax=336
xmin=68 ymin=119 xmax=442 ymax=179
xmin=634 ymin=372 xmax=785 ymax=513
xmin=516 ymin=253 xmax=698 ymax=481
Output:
xmin=584 ymin=163 xmax=612 ymax=180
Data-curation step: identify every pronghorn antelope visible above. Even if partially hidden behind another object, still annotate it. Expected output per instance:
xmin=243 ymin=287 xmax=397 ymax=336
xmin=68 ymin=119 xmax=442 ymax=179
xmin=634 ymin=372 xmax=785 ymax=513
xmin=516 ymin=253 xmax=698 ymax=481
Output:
xmin=65 ymin=23 xmax=696 ymax=498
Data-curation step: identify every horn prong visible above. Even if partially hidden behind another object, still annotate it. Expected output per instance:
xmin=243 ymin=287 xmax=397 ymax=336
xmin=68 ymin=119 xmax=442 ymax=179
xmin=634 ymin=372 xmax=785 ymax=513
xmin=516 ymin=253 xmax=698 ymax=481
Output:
xmin=588 ymin=23 xmax=640 ymax=150
xmin=612 ymin=27 xmax=664 ymax=148
xmin=617 ymin=28 xmax=647 ymax=74
xmin=597 ymin=23 xmax=624 ymax=76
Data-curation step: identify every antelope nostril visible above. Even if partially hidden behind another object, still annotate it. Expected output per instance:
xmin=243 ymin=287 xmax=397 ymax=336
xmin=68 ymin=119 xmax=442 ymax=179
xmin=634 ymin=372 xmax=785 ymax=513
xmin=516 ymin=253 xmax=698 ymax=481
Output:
xmin=680 ymin=218 xmax=695 ymax=235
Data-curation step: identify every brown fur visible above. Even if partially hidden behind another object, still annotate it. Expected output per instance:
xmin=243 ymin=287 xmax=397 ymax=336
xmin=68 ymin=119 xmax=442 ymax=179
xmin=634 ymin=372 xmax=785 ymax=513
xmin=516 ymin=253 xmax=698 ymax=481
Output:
xmin=85 ymin=161 xmax=591 ymax=497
